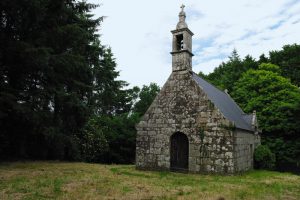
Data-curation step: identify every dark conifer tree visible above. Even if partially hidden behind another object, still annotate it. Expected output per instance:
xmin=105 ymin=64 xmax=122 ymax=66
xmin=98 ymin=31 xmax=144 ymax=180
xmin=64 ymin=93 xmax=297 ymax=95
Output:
xmin=269 ymin=44 xmax=300 ymax=86
xmin=0 ymin=0 xmax=124 ymax=160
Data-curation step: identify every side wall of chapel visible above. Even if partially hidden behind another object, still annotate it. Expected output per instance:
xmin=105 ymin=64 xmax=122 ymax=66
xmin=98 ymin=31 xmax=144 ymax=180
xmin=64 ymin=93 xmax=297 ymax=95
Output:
xmin=233 ymin=129 xmax=261 ymax=172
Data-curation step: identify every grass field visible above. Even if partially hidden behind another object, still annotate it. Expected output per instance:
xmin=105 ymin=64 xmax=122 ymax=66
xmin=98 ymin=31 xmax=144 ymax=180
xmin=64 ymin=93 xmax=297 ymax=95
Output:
xmin=0 ymin=162 xmax=299 ymax=200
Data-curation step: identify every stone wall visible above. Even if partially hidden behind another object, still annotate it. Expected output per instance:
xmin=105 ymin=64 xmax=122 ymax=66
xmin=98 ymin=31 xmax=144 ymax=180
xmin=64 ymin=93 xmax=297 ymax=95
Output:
xmin=136 ymin=70 xmax=238 ymax=174
xmin=233 ymin=129 xmax=261 ymax=172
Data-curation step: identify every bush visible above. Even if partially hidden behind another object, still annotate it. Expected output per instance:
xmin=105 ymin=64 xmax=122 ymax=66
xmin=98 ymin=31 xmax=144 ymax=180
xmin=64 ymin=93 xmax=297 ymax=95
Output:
xmin=78 ymin=113 xmax=139 ymax=164
xmin=264 ymin=137 xmax=300 ymax=173
xmin=95 ymin=113 xmax=139 ymax=164
xmin=254 ymin=145 xmax=276 ymax=170
xmin=79 ymin=118 xmax=109 ymax=163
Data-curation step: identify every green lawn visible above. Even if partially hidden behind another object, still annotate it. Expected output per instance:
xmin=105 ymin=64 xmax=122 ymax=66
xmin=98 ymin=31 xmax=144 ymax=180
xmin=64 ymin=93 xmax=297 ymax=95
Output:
xmin=0 ymin=162 xmax=299 ymax=200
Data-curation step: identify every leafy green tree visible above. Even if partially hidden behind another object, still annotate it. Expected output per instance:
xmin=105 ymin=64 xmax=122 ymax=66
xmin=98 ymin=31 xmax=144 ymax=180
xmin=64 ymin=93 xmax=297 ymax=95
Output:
xmin=231 ymin=63 xmax=300 ymax=134
xmin=133 ymin=83 xmax=160 ymax=117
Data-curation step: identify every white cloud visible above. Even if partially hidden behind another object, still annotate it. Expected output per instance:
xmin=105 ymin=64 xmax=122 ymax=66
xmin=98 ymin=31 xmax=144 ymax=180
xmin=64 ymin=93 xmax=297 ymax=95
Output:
xmin=88 ymin=0 xmax=300 ymax=87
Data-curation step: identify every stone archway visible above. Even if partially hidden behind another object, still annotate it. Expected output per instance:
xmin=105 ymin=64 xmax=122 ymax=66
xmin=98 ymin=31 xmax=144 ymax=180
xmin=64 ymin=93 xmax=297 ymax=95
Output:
xmin=170 ymin=132 xmax=189 ymax=171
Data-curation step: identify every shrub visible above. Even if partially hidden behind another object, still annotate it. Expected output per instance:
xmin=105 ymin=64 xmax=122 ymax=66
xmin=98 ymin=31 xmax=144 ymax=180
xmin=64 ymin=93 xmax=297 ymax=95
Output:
xmin=254 ymin=145 xmax=276 ymax=170
xmin=78 ymin=113 xmax=139 ymax=164
xmin=79 ymin=118 xmax=109 ymax=163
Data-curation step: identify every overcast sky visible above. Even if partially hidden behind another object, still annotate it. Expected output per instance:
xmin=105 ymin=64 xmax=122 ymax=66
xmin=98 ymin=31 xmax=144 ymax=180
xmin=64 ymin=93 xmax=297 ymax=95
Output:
xmin=88 ymin=0 xmax=300 ymax=87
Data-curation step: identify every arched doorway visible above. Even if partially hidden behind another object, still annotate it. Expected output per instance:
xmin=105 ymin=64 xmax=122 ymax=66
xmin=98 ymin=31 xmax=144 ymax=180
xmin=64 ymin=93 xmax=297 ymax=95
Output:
xmin=170 ymin=132 xmax=189 ymax=171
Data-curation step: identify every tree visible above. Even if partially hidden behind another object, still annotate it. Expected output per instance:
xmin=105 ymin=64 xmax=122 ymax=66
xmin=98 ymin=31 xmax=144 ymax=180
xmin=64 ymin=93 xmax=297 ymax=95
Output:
xmin=82 ymin=113 xmax=140 ymax=164
xmin=197 ymin=71 xmax=207 ymax=79
xmin=254 ymin=145 xmax=276 ymax=170
xmin=78 ymin=117 xmax=109 ymax=163
xmin=231 ymin=63 xmax=300 ymax=134
xmin=205 ymin=50 xmax=258 ymax=92
xmin=132 ymin=83 xmax=160 ymax=117
xmin=268 ymin=44 xmax=300 ymax=86
xmin=92 ymin=47 xmax=133 ymax=115
xmin=264 ymin=137 xmax=300 ymax=172
xmin=258 ymin=53 xmax=269 ymax=64
xmin=0 ymin=0 xmax=118 ymax=160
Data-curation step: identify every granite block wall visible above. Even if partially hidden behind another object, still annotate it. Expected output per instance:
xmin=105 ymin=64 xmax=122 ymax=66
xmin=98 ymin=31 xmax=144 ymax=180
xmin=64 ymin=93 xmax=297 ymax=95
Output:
xmin=233 ymin=130 xmax=261 ymax=172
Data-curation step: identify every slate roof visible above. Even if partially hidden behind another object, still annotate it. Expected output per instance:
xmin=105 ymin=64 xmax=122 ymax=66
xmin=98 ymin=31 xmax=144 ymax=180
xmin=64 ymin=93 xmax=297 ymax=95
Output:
xmin=192 ymin=72 xmax=254 ymax=131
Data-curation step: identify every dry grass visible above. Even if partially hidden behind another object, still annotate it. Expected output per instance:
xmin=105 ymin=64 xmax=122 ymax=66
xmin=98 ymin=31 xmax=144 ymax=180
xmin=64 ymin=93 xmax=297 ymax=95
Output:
xmin=0 ymin=162 xmax=299 ymax=200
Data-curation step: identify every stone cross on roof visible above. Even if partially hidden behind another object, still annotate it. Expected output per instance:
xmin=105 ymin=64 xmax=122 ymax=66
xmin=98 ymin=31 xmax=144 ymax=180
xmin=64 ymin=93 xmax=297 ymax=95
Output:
xmin=180 ymin=4 xmax=185 ymax=12
xmin=177 ymin=4 xmax=187 ymax=29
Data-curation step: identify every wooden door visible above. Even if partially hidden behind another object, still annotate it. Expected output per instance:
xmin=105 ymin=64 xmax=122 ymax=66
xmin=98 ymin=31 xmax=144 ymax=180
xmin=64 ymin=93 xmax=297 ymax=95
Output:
xmin=170 ymin=132 xmax=189 ymax=171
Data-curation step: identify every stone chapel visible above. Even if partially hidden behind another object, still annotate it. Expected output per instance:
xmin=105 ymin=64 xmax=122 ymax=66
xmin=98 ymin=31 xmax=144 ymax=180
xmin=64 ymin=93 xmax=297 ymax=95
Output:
xmin=135 ymin=6 xmax=261 ymax=174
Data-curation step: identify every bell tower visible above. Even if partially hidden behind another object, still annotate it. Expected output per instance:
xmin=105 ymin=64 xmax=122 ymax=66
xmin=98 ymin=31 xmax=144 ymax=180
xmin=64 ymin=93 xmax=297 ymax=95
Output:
xmin=171 ymin=5 xmax=194 ymax=72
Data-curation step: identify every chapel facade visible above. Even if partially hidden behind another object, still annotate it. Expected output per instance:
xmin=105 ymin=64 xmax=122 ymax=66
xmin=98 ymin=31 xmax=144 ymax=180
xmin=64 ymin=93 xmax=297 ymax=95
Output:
xmin=135 ymin=6 xmax=261 ymax=174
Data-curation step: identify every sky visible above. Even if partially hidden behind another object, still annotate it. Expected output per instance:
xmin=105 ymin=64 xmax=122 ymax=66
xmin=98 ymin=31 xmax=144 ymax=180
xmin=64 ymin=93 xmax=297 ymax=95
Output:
xmin=88 ymin=0 xmax=300 ymax=87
